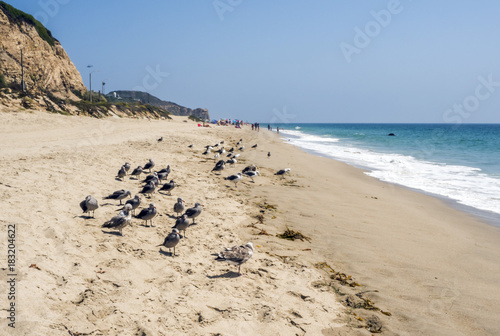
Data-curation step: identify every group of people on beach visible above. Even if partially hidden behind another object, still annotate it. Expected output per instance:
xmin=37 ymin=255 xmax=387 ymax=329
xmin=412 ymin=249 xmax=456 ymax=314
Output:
xmin=251 ymin=123 xmax=260 ymax=131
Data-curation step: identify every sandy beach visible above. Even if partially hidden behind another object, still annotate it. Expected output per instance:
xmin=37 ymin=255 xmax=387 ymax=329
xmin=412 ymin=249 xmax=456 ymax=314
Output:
xmin=1 ymin=110 xmax=500 ymax=335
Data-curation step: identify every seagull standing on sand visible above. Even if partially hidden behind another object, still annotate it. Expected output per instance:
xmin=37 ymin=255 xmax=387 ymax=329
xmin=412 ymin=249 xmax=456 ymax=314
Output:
xmin=160 ymin=180 xmax=175 ymax=195
xmin=123 ymin=162 xmax=131 ymax=174
xmin=243 ymin=170 xmax=259 ymax=182
xmin=104 ymin=189 xmax=132 ymax=205
xmin=143 ymin=172 xmax=159 ymax=184
xmin=158 ymin=228 xmax=181 ymax=256
xmin=226 ymin=158 xmax=237 ymax=167
xmin=130 ymin=166 xmax=143 ymax=179
xmin=183 ymin=202 xmax=203 ymax=224
xmin=267 ymin=152 xmax=271 ymax=158
xmin=251 ymin=144 xmax=258 ymax=148
xmin=116 ymin=166 xmax=127 ymax=180
xmin=102 ymin=203 xmax=132 ymax=235
xmin=215 ymin=242 xmax=254 ymax=275
xmin=173 ymin=214 xmax=190 ymax=237
xmin=275 ymin=168 xmax=291 ymax=179
xmin=173 ymin=197 xmax=185 ymax=217
xmin=212 ymin=160 xmax=225 ymax=173
xmin=225 ymin=172 xmax=242 ymax=187
xmin=158 ymin=165 xmax=171 ymax=175
xmin=140 ymin=181 xmax=157 ymax=197
xmin=125 ymin=194 xmax=141 ymax=215
xmin=242 ymin=164 xmax=256 ymax=173
xmin=144 ymin=158 xmax=155 ymax=172
xmin=135 ymin=203 xmax=157 ymax=227
xmin=80 ymin=195 xmax=99 ymax=217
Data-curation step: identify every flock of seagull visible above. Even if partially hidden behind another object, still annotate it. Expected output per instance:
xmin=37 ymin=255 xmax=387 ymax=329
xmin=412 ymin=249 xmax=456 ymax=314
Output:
xmin=79 ymin=136 xmax=291 ymax=275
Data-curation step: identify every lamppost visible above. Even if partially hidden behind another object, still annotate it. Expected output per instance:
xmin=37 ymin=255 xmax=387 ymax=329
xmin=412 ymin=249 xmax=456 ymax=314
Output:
xmin=20 ymin=47 xmax=25 ymax=92
xmin=87 ymin=65 xmax=99 ymax=103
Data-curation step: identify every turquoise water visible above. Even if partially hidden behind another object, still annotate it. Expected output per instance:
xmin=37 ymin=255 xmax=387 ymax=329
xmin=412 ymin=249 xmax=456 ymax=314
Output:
xmin=271 ymin=123 xmax=500 ymax=219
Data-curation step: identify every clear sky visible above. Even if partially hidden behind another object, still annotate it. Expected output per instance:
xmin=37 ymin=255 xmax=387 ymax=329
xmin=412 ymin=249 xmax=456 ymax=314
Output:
xmin=9 ymin=0 xmax=500 ymax=123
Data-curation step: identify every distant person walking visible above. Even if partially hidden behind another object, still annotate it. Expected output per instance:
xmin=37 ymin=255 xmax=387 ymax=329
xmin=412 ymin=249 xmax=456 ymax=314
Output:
xmin=268 ymin=124 xmax=270 ymax=131
xmin=276 ymin=127 xmax=279 ymax=134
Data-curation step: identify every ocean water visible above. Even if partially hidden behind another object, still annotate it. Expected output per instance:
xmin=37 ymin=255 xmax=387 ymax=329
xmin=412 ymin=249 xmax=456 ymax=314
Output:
xmin=272 ymin=123 xmax=500 ymax=222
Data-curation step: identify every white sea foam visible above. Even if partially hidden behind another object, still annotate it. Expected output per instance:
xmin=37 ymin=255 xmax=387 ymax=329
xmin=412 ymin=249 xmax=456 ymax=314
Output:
xmin=282 ymin=130 xmax=500 ymax=215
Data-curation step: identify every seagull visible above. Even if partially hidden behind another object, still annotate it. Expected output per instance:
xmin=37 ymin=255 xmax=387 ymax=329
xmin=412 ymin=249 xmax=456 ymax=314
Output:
xmin=116 ymin=166 xmax=127 ymax=180
xmin=125 ymin=194 xmax=141 ymax=215
xmin=135 ymin=203 xmax=157 ymax=227
xmin=236 ymin=139 xmax=242 ymax=145
xmin=157 ymin=171 xmax=169 ymax=183
xmin=267 ymin=152 xmax=271 ymax=158
xmin=158 ymin=228 xmax=181 ymax=256
xmin=238 ymin=146 xmax=245 ymax=151
xmin=232 ymin=154 xmax=240 ymax=159
xmin=215 ymin=242 xmax=254 ymax=275
xmin=80 ymin=195 xmax=99 ymax=217
xmin=188 ymin=144 xmax=194 ymax=148
xmin=242 ymin=164 xmax=256 ymax=173
xmin=214 ymin=153 xmax=220 ymax=160
xmin=144 ymin=158 xmax=155 ymax=172
xmin=225 ymin=172 xmax=242 ymax=187
xmin=226 ymin=158 xmax=237 ymax=166
xmin=102 ymin=204 xmax=132 ymax=235
xmin=183 ymin=202 xmax=203 ymax=224
xmin=158 ymin=137 xmax=163 ymax=142
xmin=202 ymin=147 xmax=211 ymax=155
xmin=243 ymin=170 xmax=259 ymax=182
xmin=158 ymin=165 xmax=171 ymax=175
xmin=142 ymin=172 xmax=159 ymax=184
xmin=140 ymin=181 xmax=157 ymax=197
xmin=173 ymin=214 xmax=190 ymax=237
xmin=130 ymin=166 xmax=143 ymax=179
xmin=173 ymin=197 xmax=185 ymax=217
xmin=228 ymin=147 xmax=234 ymax=153
xmin=275 ymin=168 xmax=291 ymax=179
xmin=251 ymin=144 xmax=258 ymax=148
xmin=123 ymin=162 xmax=131 ymax=174
xmin=104 ymin=189 xmax=132 ymax=205
xmin=160 ymin=180 xmax=175 ymax=195
xmin=212 ymin=160 xmax=225 ymax=173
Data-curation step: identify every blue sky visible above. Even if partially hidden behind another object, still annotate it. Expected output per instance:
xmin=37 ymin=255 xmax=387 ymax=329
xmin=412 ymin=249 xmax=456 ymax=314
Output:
xmin=9 ymin=0 xmax=500 ymax=123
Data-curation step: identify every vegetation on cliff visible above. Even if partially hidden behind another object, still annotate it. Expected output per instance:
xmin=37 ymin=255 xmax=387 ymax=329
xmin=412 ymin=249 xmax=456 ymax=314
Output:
xmin=0 ymin=1 xmax=56 ymax=46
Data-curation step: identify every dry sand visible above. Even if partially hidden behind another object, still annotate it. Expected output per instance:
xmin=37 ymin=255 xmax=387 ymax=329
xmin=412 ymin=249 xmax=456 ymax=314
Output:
xmin=0 ymin=110 xmax=499 ymax=335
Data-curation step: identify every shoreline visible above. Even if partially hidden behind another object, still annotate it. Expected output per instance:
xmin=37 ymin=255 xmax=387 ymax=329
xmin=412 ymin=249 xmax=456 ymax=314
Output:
xmin=1 ymin=111 xmax=499 ymax=335
xmin=275 ymin=130 xmax=500 ymax=228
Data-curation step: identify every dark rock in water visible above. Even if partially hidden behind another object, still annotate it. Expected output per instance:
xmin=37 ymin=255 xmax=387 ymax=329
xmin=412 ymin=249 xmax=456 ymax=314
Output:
xmin=388 ymin=133 xmax=396 ymax=136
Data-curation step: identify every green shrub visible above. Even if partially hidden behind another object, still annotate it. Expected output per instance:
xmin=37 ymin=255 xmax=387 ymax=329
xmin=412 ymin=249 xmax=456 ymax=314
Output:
xmin=188 ymin=115 xmax=202 ymax=122
xmin=0 ymin=1 xmax=55 ymax=46
xmin=0 ymin=73 xmax=6 ymax=88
